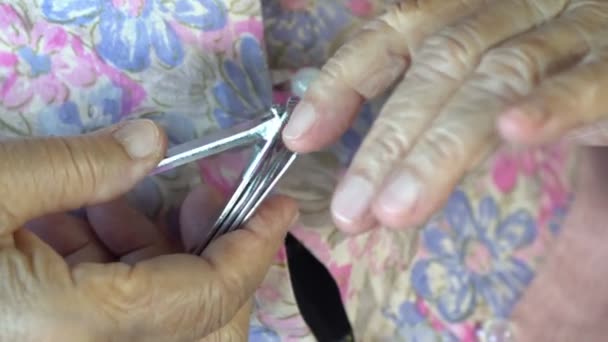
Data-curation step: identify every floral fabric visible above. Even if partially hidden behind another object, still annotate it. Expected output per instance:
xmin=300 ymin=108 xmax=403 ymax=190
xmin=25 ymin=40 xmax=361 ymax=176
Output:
xmin=0 ymin=1 xmax=575 ymax=341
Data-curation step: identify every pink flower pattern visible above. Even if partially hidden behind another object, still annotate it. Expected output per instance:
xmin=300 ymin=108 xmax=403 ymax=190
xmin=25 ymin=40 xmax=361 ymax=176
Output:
xmin=348 ymin=0 xmax=374 ymax=17
xmin=492 ymin=145 xmax=569 ymax=226
xmin=0 ymin=4 xmax=98 ymax=110
xmin=327 ymin=262 xmax=352 ymax=301
xmin=172 ymin=18 xmax=264 ymax=56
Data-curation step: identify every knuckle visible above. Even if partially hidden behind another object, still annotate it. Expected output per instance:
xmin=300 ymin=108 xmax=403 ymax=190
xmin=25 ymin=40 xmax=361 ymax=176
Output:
xmin=56 ymin=138 xmax=98 ymax=195
xmin=478 ymin=47 xmax=539 ymax=92
xmin=75 ymin=263 xmax=153 ymax=324
xmin=108 ymin=264 xmax=153 ymax=311
xmin=412 ymin=127 xmax=467 ymax=172
xmin=247 ymin=198 xmax=294 ymax=233
xmin=388 ymin=0 xmax=429 ymax=31
xmin=201 ymin=276 xmax=246 ymax=331
xmin=465 ymin=73 xmax=524 ymax=104
xmin=175 ymin=283 xmax=227 ymax=336
xmin=319 ymin=55 xmax=347 ymax=87
xmin=351 ymin=121 xmax=412 ymax=182
xmin=323 ymin=19 xmax=409 ymax=99
xmin=392 ymin=0 xmax=458 ymax=16
xmin=385 ymin=0 xmax=443 ymax=49
xmin=323 ymin=26 xmax=406 ymax=99
xmin=390 ymin=0 xmax=435 ymax=21
xmin=145 ymin=275 xmax=229 ymax=340
xmin=528 ymin=0 xmax=568 ymax=19
xmin=566 ymin=1 xmax=608 ymax=20
xmin=416 ymin=28 xmax=476 ymax=80
xmin=42 ymin=137 xmax=105 ymax=207
xmin=544 ymin=75 xmax=582 ymax=105
xmin=394 ymin=0 xmax=424 ymax=13
xmin=0 ymin=248 xmax=34 ymax=295
xmin=0 ymin=193 xmax=19 ymax=230
xmin=360 ymin=15 xmax=393 ymax=34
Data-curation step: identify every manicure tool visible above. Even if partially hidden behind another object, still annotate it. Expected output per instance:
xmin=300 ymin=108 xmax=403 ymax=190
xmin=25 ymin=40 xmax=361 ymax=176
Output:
xmin=150 ymin=97 xmax=299 ymax=254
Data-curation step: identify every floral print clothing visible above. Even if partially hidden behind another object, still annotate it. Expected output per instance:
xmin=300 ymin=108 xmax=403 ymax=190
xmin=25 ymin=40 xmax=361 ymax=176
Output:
xmin=0 ymin=1 xmax=575 ymax=341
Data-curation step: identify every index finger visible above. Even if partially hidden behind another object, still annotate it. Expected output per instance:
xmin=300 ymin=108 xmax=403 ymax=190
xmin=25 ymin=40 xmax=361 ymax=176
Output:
xmin=71 ymin=196 xmax=298 ymax=341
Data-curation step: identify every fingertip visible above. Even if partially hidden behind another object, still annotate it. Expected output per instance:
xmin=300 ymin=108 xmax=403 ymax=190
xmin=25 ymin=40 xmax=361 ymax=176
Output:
xmin=198 ymin=196 xmax=299 ymax=307
xmin=246 ymin=195 xmax=299 ymax=235
xmin=376 ymin=211 xmax=426 ymax=231
xmin=372 ymin=197 xmax=429 ymax=231
xmin=332 ymin=210 xmax=377 ymax=235
xmin=498 ymin=107 xmax=545 ymax=144
xmin=282 ymin=81 xmax=364 ymax=152
xmin=110 ymin=119 xmax=167 ymax=163
xmin=282 ymin=100 xmax=318 ymax=148
xmin=198 ymin=196 xmax=298 ymax=263
xmin=25 ymin=214 xmax=91 ymax=255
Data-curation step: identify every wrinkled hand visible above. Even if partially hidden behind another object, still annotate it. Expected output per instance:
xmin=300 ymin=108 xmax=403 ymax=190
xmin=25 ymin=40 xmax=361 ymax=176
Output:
xmin=0 ymin=120 xmax=296 ymax=341
xmin=283 ymin=0 xmax=608 ymax=232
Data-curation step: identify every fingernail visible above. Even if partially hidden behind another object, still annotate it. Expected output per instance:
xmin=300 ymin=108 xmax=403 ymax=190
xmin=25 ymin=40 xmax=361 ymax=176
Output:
xmin=331 ymin=175 xmax=374 ymax=225
xmin=376 ymin=171 xmax=421 ymax=214
xmin=283 ymin=101 xmax=317 ymax=140
xmin=113 ymin=120 xmax=160 ymax=159
xmin=291 ymin=67 xmax=321 ymax=97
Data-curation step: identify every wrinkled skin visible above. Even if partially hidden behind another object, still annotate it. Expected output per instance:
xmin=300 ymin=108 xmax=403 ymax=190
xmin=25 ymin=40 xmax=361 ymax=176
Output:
xmin=282 ymin=1 xmax=608 ymax=340
xmin=283 ymin=0 xmax=608 ymax=232
xmin=0 ymin=120 xmax=297 ymax=341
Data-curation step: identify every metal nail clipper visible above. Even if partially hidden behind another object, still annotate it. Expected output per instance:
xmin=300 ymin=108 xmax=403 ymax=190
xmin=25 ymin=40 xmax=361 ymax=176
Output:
xmin=150 ymin=97 xmax=299 ymax=254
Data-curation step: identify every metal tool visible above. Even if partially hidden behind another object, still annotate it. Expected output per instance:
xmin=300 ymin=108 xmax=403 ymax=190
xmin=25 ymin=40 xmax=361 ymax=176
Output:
xmin=151 ymin=97 xmax=300 ymax=254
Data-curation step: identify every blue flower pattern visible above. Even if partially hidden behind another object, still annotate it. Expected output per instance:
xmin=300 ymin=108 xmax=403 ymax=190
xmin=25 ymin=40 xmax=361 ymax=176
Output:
xmin=385 ymin=302 xmax=459 ymax=342
xmin=262 ymin=1 xmax=354 ymax=67
xmin=249 ymin=325 xmax=281 ymax=342
xmin=212 ymin=35 xmax=272 ymax=128
xmin=411 ymin=190 xmax=537 ymax=322
xmin=37 ymin=82 xmax=125 ymax=135
xmin=42 ymin=0 xmax=227 ymax=71
xmin=549 ymin=195 xmax=572 ymax=236
xmin=18 ymin=46 xmax=52 ymax=76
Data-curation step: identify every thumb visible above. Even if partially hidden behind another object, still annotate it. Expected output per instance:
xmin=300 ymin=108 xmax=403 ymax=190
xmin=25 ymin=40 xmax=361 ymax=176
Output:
xmin=0 ymin=119 xmax=166 ymax=234
xmin=71 ymin=196 xmax=298 ymax=341
xmin=199 ymin=300 xmax=252 ymax=342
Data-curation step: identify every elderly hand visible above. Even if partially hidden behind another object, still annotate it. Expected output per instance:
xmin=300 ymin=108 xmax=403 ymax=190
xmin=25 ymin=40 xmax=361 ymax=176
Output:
xmin=282 ymin=0 xmax=608 ymax=232
xmin=0 ymin=120 xmax=297 ymax=341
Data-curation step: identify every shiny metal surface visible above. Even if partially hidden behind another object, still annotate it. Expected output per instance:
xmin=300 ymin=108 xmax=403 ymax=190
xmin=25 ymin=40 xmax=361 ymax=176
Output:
xmin=150 ymin=97 xmax=300 ymax=254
